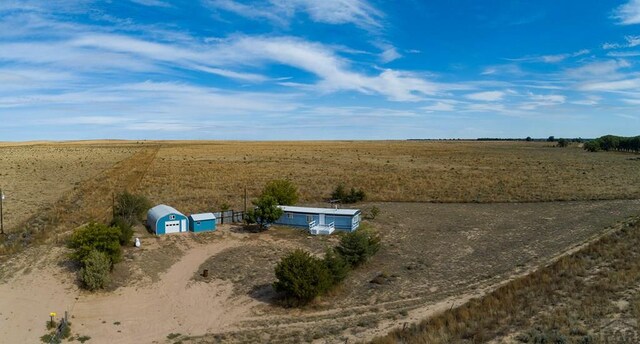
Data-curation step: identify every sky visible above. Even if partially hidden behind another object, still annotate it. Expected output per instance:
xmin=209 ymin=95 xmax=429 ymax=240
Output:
xmin=1 ymin=0 xmax=639 ymax=140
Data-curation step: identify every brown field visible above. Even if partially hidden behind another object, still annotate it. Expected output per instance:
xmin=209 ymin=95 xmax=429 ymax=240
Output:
xmin=136 ymin=141 xmax=640 ymax=214
xmin=0 ymin=140 xmax=639 ymax=344
xmin=0 ymin=143 xmax=140 ymax=231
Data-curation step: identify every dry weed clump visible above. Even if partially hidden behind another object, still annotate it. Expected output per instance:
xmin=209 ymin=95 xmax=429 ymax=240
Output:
xmin=372 ymin=218 xmax=640 ymax=344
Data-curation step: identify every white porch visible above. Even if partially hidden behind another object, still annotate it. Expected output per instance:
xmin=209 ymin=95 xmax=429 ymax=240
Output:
xmin=308 ymin=220 xmax=336 ymax=235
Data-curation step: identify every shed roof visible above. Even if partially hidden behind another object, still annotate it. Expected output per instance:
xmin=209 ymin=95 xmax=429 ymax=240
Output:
xmin=278 ymin=205 xmax=360 ymax=216
xmin=147 ymin=204 xmax=185 ymax=223
xmin=189 ymin=213 xmax=216 ymax=221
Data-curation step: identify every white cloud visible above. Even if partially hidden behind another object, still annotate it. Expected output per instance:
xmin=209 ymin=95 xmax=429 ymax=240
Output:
xmin=204 ymin=0 xmax=383 ymax=30
xmin=421 ymin=101 xmax=456 ymax=112
xmin=130 ymin=0 xmax=171 ymax=7
xmin=465 ymin=91 xmax=505 ymax=101
xmin=602 ymin=35 xmax=640 ymax=49
xmin=613 ymin=0 xmax=640 ymax=25
xmin=580 ymin=78 xmax=640 ymax=91
xmin=565 ymin=60 xmax=631 ymax=80
xmin=379 ymin=46 xmax=402 ymax=63
xmin=506 ymin=49 xmax=589 ymax=64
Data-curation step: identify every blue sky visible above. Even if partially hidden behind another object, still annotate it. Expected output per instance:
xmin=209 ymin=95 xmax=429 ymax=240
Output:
xmin=1 ymin=0 xmax=639 ymax=140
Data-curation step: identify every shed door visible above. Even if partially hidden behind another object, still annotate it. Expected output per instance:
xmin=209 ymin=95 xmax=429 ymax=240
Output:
xmin=319 ymin=214 xmax=325 ymax=225
xmin=165 ymin=220 xmax=180 ymax=234
xmin=181 ymin=219 xmax=187 ymax=232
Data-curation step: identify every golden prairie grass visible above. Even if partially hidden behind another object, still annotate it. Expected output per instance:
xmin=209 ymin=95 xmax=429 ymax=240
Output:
xmin=372 ymin=217 xmax=640 ymax=344
xmin=0 ymin=143 xmax=139 ymax=231
xmin=135 ymin=141 xmax=640 ymax=214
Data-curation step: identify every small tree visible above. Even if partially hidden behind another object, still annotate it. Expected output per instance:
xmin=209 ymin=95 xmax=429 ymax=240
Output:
xmin=331 ymin=184 xmax=366 ymax=203
xmin=245 ymin=195 xmax=284 ymax=230
xmin=525 ymin=136 xmax=532 ymax=142
xmin=79 ymin=250 xmax=111 ymax=290
xmin=331 ymin=183 xmax=347 ymax=201
xmin=556 ymin=138 xmax=569 ymax=148
xmin=273 ymin=249 xmax=332 ymax=303
xmin=336 ymin=229 xmax=381 ymax=267
xmin=547 ymin=136 xmax=555 ymax=142
xmin=324 ymin=248 xmax=350 ymax=285
xmin=111 ymin=217 xmax=134 ymax=246
xmin=261 ymin=179 xmax=299 ymax=205
xmin=114 ymin=191 xmax=151 ymax=225
xmin=69 ymin=222 xmax=122 ymax=265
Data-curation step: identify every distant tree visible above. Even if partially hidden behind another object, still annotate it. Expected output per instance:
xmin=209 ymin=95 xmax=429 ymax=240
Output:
xmin=273 ymin=249 xmax=332 ymax=303
xmin=245 ymin=195 xmax=284 ymax=230
xmin=556 ymin=138 xmax=569 ymax=148
xmin=68 ymin=222 xmax=122 ymax=265
xmin=114 ymin=191 xmax=151 ymax=225
xmin=525 ymin=136 xmax=532 ymax=142
xmin=583 ymin=140 xmax=601 ymax=152
xmin=79 ymin=250 xmax=111 ymax=290
xmin=547 ymin=136 xmax=555 ymax=142
xmin=261 ymin=179 xmax=299 ymax=205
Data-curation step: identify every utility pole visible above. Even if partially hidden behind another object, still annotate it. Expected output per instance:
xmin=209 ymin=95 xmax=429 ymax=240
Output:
xmin=1 ymin=188 xmax=4 ymax=235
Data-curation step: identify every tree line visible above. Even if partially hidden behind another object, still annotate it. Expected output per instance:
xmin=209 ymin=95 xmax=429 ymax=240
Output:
xmin=584 ymin=135 xmax=640 ymax=153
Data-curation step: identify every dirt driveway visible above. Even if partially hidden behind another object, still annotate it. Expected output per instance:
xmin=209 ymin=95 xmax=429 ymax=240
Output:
xmin=1 ymin=200 xmax=638 ymax=343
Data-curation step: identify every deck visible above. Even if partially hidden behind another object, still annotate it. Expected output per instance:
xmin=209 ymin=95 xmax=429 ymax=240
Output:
xmin=308 ymin=220 xmax=336 ymax=235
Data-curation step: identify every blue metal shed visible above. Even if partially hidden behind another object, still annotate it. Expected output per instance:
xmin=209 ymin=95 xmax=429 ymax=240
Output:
xmin=147 ymin=204 xmax=188 ymax=235
xmin=188 ymin=213 xmax=217 ymax=232
xmin=275 ymin=206 xmax=361 ymax=234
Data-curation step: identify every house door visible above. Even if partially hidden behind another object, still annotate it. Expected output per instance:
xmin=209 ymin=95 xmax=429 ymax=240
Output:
xmin=319 ymin=214 xmax=325 ymax=225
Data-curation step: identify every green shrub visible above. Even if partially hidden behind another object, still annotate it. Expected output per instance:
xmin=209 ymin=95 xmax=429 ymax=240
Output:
xmin=261 ymin=179 xmax=298 ymax=205
xmin=245 ymin=195 xmax=284 ymax=230
xmin=323 ymin=248 xmax=350 ymax=284
xmin=111 ymin=216 xmax=134 ymax=246
xmin=331 ymin=183 xmax=366 ymax=203
xmin=114 ymin=191 xmax=151 ymax=224
xmin=336 ymin=229 xmax=381 ymax=267
xmin=79 ymin=250 xmax=111 ymax=290
xmin=68 ymin=222 xmax=122 ymax=265
xmin=273 ymin=249 xmax=332 ymax=303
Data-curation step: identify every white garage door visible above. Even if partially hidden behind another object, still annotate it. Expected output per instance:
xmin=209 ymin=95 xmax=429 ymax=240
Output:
xmin=165 ymin=220 xmax=180 ymax=234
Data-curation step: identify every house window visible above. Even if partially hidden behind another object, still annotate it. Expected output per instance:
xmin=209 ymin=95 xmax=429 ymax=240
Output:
xmin=306 ymin=215 xmax=313 ymax=223
xmin=169 ymin=215 xmax=176 ymax=220
xmin=287 ymin=213 xmax=293 ymax=219
xmin=197 ymin=221 xmax=201 ymax=225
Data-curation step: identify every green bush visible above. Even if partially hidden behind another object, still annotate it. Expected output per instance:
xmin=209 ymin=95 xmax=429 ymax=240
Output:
xmin=114 ymin=191 xmax=151 ymax=224
xmin=111 ymin=216 xmax=134 ymax=246
xmin=323 ymin=248 xmax=350 ymax=284
xmin=79 ymin=250 xmax=111 ymax=290
xmin=261 ymin=179 xmax=298 ymax=205
xmin=245 ymin=195 xmax=284 ymax=230
xmin=331 ymin=183 xmax=366 ymax=203
xmin=68 ymin=222 xmax=122 ymax=265
xmin=336 ymin=229 xmax=381 ymax=267
xmin=273 ymin=249 xmax=332 ymax=303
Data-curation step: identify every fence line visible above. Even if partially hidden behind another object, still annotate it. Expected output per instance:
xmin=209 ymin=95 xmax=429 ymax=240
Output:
xmin=211 ymin=210 xmax=244 ymax=225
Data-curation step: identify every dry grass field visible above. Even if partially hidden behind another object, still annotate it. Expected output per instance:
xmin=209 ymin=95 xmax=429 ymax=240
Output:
xmin=135 ymin=141 xmax=640 ymax=214
xmin=0 ymin=142 xmax=140 ymax=231
xmin=0 ymin=140 xmax=639 ymax=344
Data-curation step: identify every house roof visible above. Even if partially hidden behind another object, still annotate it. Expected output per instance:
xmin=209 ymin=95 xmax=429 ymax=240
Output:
xmin=147 ymin=204 xmax=185 ymax=223
xmin=189 ymin=212 xmax=216 ymax=221
xmin=278 ymin=205 xmax=360 ymax=216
